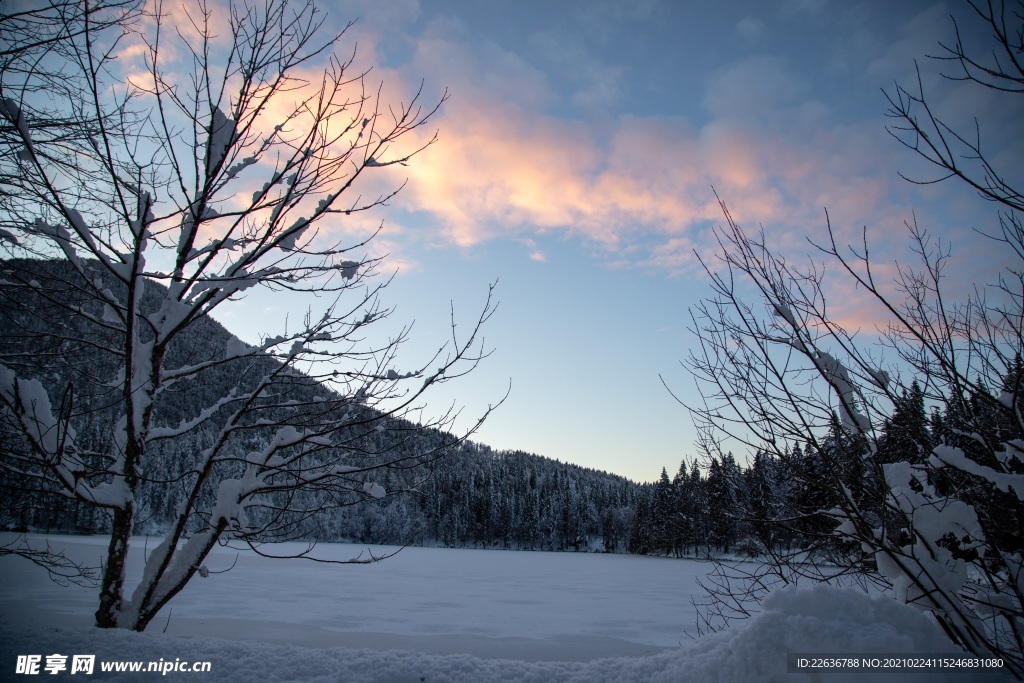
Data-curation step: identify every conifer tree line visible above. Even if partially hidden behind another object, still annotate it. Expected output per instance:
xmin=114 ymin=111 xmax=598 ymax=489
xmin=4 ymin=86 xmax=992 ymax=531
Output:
xmin=4 ymin=255 xmax=1018 ymax=564
xmin=636 ymin=372 xmax=1022 ymax=565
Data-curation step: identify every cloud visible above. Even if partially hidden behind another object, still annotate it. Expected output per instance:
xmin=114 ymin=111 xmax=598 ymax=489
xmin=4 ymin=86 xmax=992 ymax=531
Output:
xmin=155 ymin=0 xmax=1016 ymax=403
xmin=103 ymin=0 xmax=1014 ymax=348
xmin=642 ymin=236 xmax=700 ymax=271
xmin=569 ymin=0 xmax=664 ymax=45
xmin=380 ymin=65 xmax=911 ymax=275
xmin=400 ymin=105 xmax=602 ymax=245
xmin=703 ymin=56 xmax=807 ymax=120
xmin=518 ymin=238 xmax=547 ymax=263
xmin=779 ymin=0 xmax=833 ymax=17
xmin=251 ymin=0 xmax=1008 ymax=293
xmin=864 ymin=3 xmax=951 ymax=85
xmin=411 ymin=18 xmax=555 ymax=112
xmin=342 ymin=0 xmax=421 ymax=32
xmin=530 ymin=29 xmax=626 ymax=110
xmin=398 ymin=93 xmax=879 ymax=266
xmin=735 ymin=16 xmax=767 ymax=41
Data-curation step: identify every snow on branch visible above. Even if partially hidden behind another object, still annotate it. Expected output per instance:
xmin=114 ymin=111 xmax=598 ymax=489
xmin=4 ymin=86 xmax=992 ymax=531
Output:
xmin=0 ymin=365 xmax=65 ymax=456
xmin=206 ymin=107 xmax=236 ymax=178
xmin=148 ymin=390 xmax=239 ymax=441
xmin=930 ymin=444 xmax=1024 ymax=499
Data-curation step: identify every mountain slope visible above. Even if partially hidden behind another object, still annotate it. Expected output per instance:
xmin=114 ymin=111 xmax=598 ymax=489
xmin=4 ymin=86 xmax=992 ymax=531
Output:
xmin=0 ymin=258 xmax=643 ymax=551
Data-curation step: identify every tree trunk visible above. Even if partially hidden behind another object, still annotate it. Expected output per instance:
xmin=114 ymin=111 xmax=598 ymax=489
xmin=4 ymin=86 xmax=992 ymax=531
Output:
xmin=95 ymin=504 xmax=133 ymax=628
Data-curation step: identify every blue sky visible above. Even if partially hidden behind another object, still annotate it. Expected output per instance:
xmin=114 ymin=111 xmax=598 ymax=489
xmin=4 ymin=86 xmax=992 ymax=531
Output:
xmin=208 ymin=0 xmax=1020 ymax=483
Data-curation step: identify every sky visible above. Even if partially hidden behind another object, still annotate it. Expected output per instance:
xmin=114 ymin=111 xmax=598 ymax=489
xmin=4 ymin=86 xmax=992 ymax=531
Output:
xmin=205 ymin=0 xmax=1022 ymax=483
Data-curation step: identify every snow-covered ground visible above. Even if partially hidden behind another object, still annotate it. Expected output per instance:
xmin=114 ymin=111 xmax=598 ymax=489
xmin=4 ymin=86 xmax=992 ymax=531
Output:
xmin=0 ymin=535 xmax=1010 ymax=681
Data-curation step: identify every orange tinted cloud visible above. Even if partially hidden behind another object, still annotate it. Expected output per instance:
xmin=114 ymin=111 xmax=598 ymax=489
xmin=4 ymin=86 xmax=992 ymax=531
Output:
xmin=397 ymin=96 xmax=892 ymax=263
xmin=113 ymin=1 xmax=1009 ymax=346
xmin=185 ymin=5 xmax=970 ymax=298
xmin=353 ymin=27 xmax=912 ymax=269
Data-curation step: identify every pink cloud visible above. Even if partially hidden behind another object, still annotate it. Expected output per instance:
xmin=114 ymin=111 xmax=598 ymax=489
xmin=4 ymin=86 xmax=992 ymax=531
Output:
xmin=253 ymin=3 xmax=1008 ymax=306
xmin=394 ymin=100 xmax=893 ymax=267
xmin=358 ymin=28 xmax=905 ymax=269
xmin=111 ymin=0 xmax=1011 ymax=346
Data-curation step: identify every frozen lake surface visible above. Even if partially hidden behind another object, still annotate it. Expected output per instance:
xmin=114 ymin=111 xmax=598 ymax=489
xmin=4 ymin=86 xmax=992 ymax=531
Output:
xmin=0 ymin=534 xmax=994 ymax=681
xmin=1 ymin=535 xmax=708 ymax=659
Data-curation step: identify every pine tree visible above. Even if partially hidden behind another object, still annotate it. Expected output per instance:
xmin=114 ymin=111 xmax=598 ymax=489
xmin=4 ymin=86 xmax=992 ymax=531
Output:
xmin=877 ymin=381 xmax=931 ymax=465
xmin=627 ymin=486 xmax=654 ymax=555
xmin=652 ymin=467 xmax=673 ymax=555
xmin=686 ymin=460 xmax=707 ymax=555
xmin=705 ymin=456 xmax=738 ymax=553
xmin=744 ymin=450 xmax=778 ymax=553
xmin=668 ymin=461 xmax=689 ymax=557
xmin=789 ymin=443 xmax=836 ymax=549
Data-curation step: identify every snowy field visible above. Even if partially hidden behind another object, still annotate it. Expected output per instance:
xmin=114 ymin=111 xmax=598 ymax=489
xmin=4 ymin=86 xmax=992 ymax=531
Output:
xmin=0 ymin=534 xmax=1009 ymax=681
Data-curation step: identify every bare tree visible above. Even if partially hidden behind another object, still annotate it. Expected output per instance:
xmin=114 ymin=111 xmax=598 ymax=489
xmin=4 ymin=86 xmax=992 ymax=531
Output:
xmin=684 ymin=201 xmax=1023 ymax=673
xmin=0 ymin=0 xmax=497 ymax=632
xmin=0 ymin=534 xmax=99 ymax=588
xmin=676 ymin=1 xmax=1024 ymax=676
xmin=886 ymin=0 xmax=1024 ymax=214
xmin=0 ymin=0 xmax=142 ymax=62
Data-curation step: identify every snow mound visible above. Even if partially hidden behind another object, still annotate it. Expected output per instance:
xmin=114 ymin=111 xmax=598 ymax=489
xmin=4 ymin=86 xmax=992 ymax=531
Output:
xmin=1 ymin=583 xmax=1008 ymax=682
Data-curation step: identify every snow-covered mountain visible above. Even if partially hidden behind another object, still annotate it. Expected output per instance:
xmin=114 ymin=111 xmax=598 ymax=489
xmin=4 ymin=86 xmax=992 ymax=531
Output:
xmin=0 ymin=258 xmax=643 ymax=551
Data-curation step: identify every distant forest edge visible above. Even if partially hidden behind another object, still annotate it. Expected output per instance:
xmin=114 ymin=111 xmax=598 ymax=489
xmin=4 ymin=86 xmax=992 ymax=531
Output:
xmin=0 ymin=258 xmax=963 ymax=559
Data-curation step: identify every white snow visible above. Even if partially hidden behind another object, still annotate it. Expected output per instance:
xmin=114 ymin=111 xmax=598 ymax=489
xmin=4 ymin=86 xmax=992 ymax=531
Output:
xmin=224 ymin=156 xmax=256 ymax=181
xmin=340 ymin=260 xmax=359 ymax=280
xmin=771 ymin=301 xmax=797 ymax=327
xmin=0 ymin=366 xmax=61 ymax=454
xmin=225 ymin=338 xmax=248 ymax=358
xmin=362 ymin=481 xmax=386 ymax=499
xmin=812 ymin=348 xmax=872 ymax=432
xmin=206 ymin=107 xmax=235 ymax=177
xmin=931 ymin=444 xmax=1024 ymax=498
xmin=77 ymin=479 xmax=131 ymax=508
xmin=101 ymin=303 xmax=120 ymax=324
xmin=279 ymin=191 xmax=343 ymax=251
xmin=0 ymin=535 xmax=1007 ymax=681
xmin=867 ymin=367 xmax=891 ymax=390
xmin=1 ymin=97 xmax=32 ymax=150
xmin=278 ymin=220 xmax=308 ymax=251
